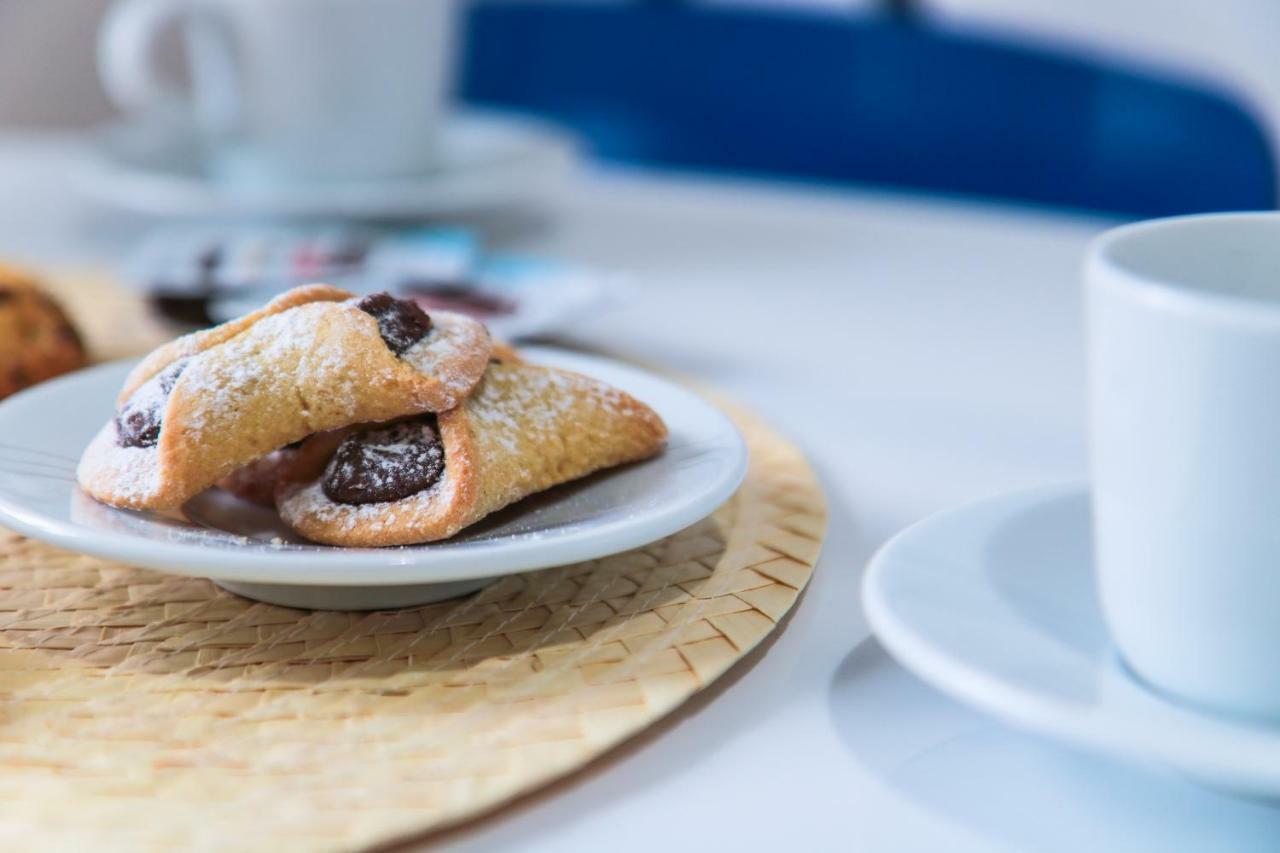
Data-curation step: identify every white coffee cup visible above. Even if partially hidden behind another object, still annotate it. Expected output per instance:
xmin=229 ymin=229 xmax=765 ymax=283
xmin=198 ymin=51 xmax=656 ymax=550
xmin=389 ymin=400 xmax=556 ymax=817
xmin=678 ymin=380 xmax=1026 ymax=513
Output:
xmin=1088 ymin=212 xmax=1280 ymax=719
xmin=98 ymin=0 xmax=459 ymax=184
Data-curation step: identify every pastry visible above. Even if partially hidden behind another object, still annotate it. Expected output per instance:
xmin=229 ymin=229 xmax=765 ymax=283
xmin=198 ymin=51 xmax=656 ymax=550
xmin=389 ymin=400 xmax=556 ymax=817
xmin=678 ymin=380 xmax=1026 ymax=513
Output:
xmin=276 ymin=360 xmax=668 ymax=546
xmin=215 ymin=441 xmax=311 ymax=507
xmin=114 ymin=283 xmax=350 ymax=404
xmin=216 ymin=340 xmax=526 ymax=505
xmin=78 ymin=287 xmax=493 ymax=511
xmin=0 ymin=264 xmax=86 ymax=399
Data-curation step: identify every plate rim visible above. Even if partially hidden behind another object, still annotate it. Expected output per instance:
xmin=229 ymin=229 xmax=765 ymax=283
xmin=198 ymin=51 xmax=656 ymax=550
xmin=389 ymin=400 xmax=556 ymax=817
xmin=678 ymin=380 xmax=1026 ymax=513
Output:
xmin=862 ymin=482 xmax=1280 ymax=794
xmin=0 ymin=348 xmax=747 ymax=586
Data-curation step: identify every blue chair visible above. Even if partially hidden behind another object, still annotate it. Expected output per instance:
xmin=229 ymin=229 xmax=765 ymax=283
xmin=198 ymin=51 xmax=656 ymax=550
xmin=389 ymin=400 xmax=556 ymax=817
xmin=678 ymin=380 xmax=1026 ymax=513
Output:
xmin=459 ymin=3 xmax=1276 ymax=217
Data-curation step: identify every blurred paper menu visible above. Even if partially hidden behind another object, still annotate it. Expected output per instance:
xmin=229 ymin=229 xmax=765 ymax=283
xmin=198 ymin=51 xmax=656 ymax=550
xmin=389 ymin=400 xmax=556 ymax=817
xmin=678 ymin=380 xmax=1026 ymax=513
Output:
xmin=124 ymin=225 xmax=631 ymax=340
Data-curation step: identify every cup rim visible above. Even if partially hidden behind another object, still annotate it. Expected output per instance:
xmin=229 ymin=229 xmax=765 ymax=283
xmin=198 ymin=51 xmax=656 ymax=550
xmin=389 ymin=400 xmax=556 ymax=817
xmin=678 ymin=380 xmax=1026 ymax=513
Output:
xmin=1088 ymin=211 xmax=1280 ymax=326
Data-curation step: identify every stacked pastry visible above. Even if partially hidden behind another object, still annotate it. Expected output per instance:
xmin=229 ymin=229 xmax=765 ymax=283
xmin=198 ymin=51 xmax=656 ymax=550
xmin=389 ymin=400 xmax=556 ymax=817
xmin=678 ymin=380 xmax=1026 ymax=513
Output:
xmin=78 ymin=285 xmax=668 ymax=546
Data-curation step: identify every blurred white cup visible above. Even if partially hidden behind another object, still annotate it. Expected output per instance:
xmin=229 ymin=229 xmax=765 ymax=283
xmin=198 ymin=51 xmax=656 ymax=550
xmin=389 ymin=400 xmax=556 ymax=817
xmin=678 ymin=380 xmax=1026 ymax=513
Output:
xmin=1088 ymin=212 xmax=1280 ymax=719
xmin=98 ymin=0 xmax=459 ymax=184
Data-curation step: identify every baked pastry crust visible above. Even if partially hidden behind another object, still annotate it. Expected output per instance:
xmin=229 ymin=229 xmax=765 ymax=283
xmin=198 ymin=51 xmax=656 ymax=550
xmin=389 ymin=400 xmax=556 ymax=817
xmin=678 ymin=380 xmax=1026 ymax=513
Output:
xmin=78 ymin=286 xmax=493 ymax=511
xmin=116 ymin=284 xmax=349 ymax=404
xmin=217 ymin=343 xmax=525 ymax=505
xmin=276 ymin=361 xmax=668 ymax=546
xmin=0 ymin=264 xmax=86 ymax=399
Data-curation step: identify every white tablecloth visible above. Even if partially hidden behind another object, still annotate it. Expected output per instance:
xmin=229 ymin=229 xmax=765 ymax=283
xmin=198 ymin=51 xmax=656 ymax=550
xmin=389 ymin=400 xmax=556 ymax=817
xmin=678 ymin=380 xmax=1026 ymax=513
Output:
xmin=3 ymin=135 xmax=1277 ymax=852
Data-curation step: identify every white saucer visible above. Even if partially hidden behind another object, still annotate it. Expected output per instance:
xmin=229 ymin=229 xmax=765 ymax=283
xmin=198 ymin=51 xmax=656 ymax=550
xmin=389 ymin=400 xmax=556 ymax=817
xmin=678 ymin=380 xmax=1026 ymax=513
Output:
xmin=863 ymin=484 xmax=1280 ymax=798
xmin=0 ymin=347 xmax=746 ymax=610
xmin=76 ymin=111 xmax=577 ymax=219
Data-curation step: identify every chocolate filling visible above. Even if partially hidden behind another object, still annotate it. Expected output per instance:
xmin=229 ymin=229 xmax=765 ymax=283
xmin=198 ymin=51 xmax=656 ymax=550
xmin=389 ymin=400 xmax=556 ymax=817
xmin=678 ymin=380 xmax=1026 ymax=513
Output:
xmin=322 ymin=415 xmax=444 ymax=505
xmin=114 ymin=359 xmax=188 ymax=448
xmin=356 ymin=292 xmax=431 ymax=356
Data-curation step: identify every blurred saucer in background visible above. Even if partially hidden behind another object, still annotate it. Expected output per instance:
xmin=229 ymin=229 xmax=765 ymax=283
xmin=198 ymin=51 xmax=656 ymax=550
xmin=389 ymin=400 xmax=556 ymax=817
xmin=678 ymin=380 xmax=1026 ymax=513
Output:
xmin=75 ymin=110 xmax=577 ymax=219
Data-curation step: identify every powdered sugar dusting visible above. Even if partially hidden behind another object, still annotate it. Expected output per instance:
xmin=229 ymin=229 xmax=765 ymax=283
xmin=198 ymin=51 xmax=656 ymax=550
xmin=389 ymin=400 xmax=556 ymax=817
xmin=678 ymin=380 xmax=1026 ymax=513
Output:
xmin=117 ymin=283 xmax=350 ymax=404
xmin=77 ymin=421 xmax=162 ymax=505
xmin=173 ymin=302 xmax=489 ymax=437
xmin=470 ymin=366 xmax=628 ymax=454
xmin=283 ymin=466 xmax=457 ymax=534
xmin=177 ymin=305 xmax=365 ymax=436
xmin=401 ymin=310 xmax=491 ymax=394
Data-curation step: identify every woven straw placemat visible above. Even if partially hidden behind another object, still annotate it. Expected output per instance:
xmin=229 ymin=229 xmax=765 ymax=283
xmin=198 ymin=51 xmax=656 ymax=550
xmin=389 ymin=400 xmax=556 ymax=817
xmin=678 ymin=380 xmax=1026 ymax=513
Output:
xmin=0 ymin=272 xmax=826 ymax=851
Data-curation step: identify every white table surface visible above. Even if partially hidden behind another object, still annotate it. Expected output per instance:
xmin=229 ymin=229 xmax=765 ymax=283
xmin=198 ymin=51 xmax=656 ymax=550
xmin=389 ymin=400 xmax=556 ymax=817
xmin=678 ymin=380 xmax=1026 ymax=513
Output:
xmin=4 ymin=134 xmax=1280 ymax=852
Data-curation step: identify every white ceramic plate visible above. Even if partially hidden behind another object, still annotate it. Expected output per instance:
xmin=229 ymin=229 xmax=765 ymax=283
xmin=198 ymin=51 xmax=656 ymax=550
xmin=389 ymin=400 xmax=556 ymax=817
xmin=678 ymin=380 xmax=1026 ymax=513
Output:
xmin=863 ymin=484 xmax=1280 ymax=798
xmin=76 ymin=111 xmax=577 ymax=219
xmin=0 ymin=347 xmax=746 ymax=610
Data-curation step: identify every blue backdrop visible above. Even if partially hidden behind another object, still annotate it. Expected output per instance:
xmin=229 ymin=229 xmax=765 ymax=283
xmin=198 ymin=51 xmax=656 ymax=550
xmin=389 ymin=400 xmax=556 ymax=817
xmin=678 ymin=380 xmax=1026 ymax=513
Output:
xmin=461 ymin=3 xmax=1276 ymax=217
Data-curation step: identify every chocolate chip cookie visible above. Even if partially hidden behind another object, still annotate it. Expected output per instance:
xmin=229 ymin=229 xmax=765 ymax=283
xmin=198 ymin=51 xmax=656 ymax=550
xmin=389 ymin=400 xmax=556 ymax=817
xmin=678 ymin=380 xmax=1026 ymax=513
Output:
xmin=0 ymin=265 xmax=86 ymax=400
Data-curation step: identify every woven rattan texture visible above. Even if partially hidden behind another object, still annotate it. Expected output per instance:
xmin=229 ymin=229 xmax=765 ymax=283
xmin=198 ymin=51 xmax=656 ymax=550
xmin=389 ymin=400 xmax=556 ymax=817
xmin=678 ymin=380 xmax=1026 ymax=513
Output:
xmin=0 ymin=274 xmax=826 ymax=850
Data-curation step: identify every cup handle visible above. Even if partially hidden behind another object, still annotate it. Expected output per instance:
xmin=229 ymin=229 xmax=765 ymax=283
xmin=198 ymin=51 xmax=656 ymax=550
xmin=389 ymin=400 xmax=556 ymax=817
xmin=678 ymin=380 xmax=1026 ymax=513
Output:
xmin=97 ymin=0 xmax=193 ymax=118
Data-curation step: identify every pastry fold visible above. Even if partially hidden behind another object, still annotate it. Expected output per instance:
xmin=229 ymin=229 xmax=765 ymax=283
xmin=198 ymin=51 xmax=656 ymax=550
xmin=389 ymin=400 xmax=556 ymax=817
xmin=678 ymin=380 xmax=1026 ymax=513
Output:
xmin=117 ymin=284 xmax=349 ymax=403
xmin=216 ymin=340 xmax=527 ymax=506
xmin=78 ymin=286 xmax=492 ymax=510
xmin=276 ymin=361 xmax=668 ymax=546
